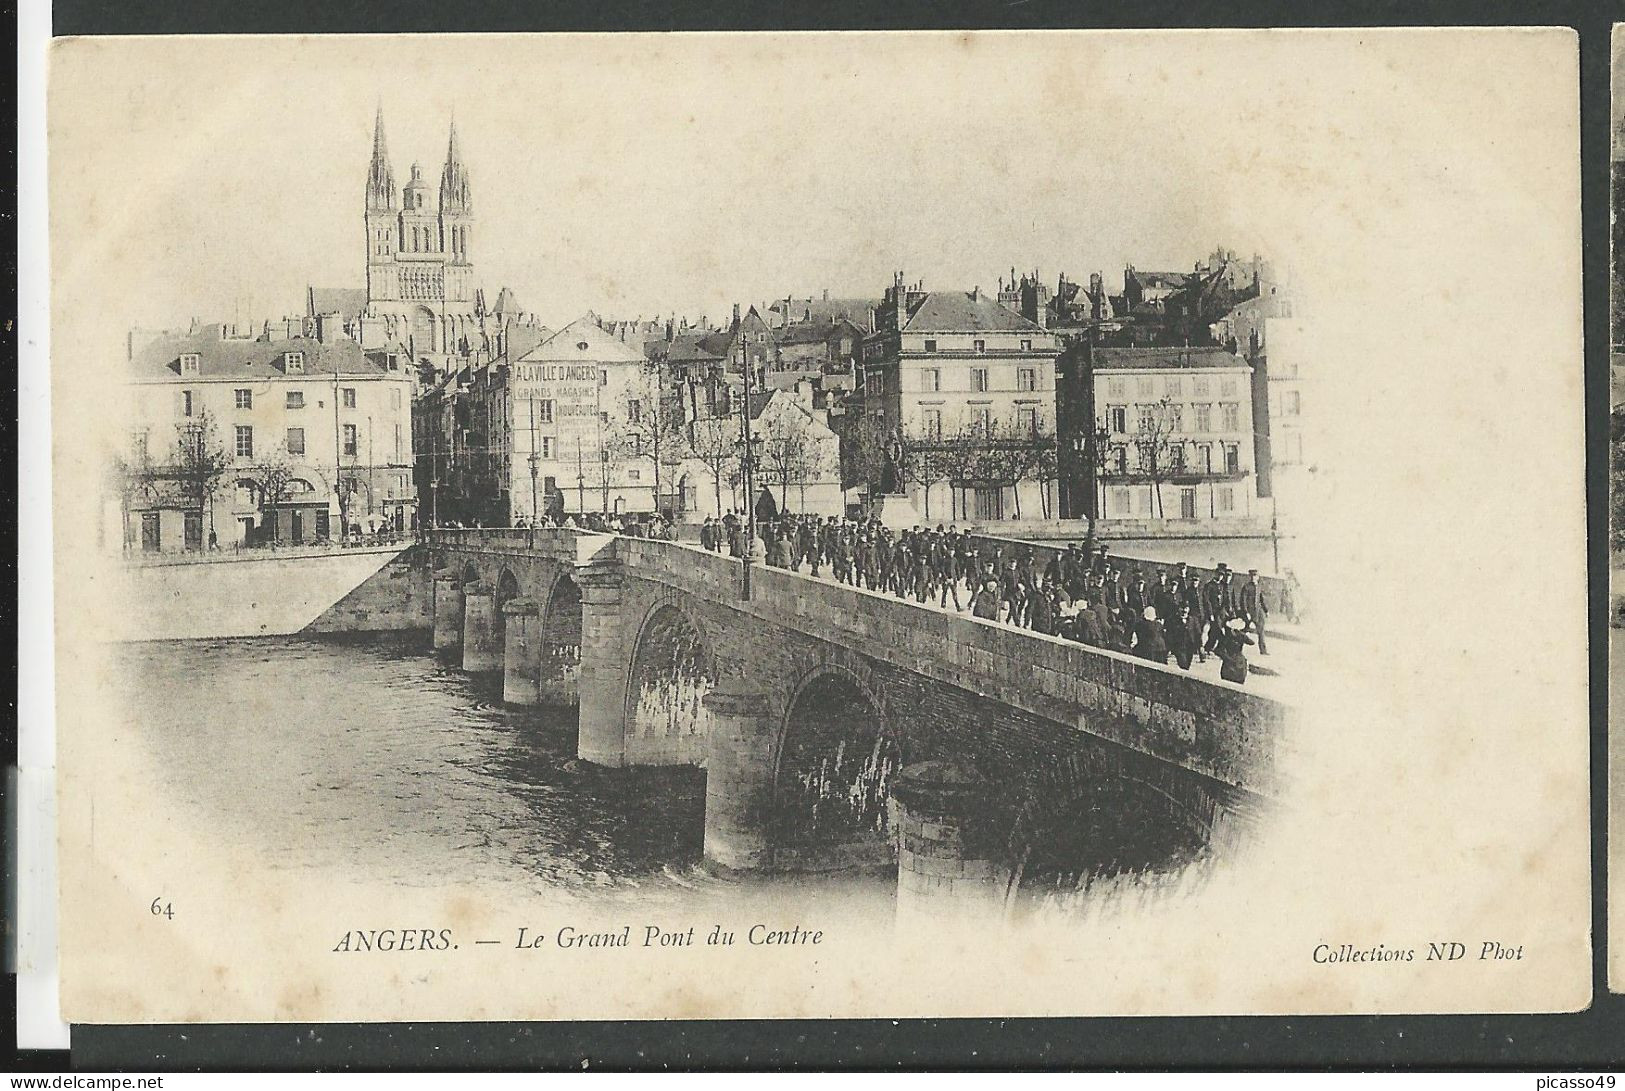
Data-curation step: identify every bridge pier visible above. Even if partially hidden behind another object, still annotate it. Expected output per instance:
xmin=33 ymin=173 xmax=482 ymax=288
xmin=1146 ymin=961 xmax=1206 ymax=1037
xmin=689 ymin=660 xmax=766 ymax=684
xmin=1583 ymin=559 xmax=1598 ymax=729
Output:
xmin=538 ymin=643 xmax=581 ymax=707
xmin=432 ymin=573 xmax=463 ymax=655
xmin=461 ymin=582 xmax=501 ymax=673
xmin=575 ymin=566 xmax=626 ymax=766
xmin=701 ymin=690 xmax=775 ymax=871
xmin=891 ymin=761 xmax=1003 ymax=920
xmin=501 ymin=598 xmax=541 ymax=705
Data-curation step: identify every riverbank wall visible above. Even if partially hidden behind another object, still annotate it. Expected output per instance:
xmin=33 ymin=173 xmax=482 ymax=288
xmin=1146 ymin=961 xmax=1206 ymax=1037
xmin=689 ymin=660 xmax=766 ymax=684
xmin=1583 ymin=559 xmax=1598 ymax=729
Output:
xmin=112 ymin=543 xmax=432 ymax=642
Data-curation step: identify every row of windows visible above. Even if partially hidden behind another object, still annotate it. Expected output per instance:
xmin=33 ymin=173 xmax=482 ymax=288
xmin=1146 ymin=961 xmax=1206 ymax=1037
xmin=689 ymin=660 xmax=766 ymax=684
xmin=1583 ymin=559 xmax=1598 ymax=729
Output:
xmin=918 ymin=366 xmax=1043 ymax=394
xmin=1102 ymin=402 xmax=1244 ymax=434
xmin=919 ymin=338 xmax=1036 ymax=354
xmin=506 ymin=397 xmax=646 ymax=429
xmin=1105 ymin=441 xmax=1242 ymax=476
xmin=916 ymin=406 xmax=1045 ymax=439
xmin=397 ymin=222 xmax=466 ymax=254
xmin=1105 ymin=374 xmax=1241 ymax=399
xmin=1107 ymin=483 xmax=1238 ymax=517
xmin=230 ymin=424 xmax=405 ymax=461
xmin=180 ymin=386 xmax=405 ymax=415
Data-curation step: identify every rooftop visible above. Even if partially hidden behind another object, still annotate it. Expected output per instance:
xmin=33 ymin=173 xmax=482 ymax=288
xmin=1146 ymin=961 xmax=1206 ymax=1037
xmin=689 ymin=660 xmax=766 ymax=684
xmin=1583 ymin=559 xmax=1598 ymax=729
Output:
xmin=902 ymin=290 xmax=1049 ymax=335
xmin=128 ymin=326 xmax=401 ymax=382
xmin=1091 ymin=346 xmax=1249 ymax=371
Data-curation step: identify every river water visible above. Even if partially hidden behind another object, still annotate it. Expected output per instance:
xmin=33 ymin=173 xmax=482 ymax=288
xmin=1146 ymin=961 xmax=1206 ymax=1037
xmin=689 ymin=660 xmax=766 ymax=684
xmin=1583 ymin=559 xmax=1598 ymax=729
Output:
xmin=113 ymin=633 xmax=891 ymax=912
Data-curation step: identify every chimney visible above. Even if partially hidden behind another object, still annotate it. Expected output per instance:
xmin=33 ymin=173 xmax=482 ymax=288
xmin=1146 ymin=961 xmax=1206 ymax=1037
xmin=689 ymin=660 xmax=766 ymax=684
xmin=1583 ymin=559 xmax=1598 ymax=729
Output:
xmin=823 ymin=288 xmax=829 ymax=301
xmin=732 ymin=303 xmax=741 ymax=327
xmin=971 ymin=286 xmax=979 ymax=302
xmin=315 ymin=312 xmax=339 ymax=344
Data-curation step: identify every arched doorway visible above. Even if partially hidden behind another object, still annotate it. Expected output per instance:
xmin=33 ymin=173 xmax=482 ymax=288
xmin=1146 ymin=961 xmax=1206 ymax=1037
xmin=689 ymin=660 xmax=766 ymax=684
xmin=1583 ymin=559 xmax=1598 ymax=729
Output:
xmin=773 ymin=671 xmax=898 ymax=864
xmin=626 ymin=605 xmax=715 ymax=757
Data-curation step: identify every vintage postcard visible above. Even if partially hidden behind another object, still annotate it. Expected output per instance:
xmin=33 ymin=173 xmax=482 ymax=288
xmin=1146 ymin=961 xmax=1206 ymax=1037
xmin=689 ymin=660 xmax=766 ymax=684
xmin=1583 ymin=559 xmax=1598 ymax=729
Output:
xmin=49 ymin=29 xmax=1588 ymax=1022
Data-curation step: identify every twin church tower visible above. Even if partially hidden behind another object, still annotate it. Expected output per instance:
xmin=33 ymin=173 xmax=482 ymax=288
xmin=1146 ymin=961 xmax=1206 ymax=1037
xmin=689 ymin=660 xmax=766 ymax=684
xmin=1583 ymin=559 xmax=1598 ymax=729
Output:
xmin=362 ymin=109 xmax=479 ymax=358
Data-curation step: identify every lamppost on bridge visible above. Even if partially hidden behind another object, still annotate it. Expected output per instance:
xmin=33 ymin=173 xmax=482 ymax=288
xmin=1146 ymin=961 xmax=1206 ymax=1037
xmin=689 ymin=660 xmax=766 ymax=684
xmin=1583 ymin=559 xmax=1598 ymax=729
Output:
xmin=527 ymin=395 xmax=540 ymax=549
xmin=734 ymin=307 xmax=763 ymax=601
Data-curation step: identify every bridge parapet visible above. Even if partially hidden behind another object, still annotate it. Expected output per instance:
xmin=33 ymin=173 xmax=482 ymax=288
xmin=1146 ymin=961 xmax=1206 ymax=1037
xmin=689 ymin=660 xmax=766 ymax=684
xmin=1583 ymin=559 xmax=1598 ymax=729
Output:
xmin=615 ymin=537 xmax=1289 ymax=796
xmin=967 ymin=532 xmax=1291 ymax=615
xmin=430 ymin=527 xmax=616 ymax=566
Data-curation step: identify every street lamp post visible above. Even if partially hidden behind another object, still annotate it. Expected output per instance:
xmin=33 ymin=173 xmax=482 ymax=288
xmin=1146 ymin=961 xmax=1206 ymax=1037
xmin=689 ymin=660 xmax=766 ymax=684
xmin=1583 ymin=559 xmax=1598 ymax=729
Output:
xmin=736 ymin=310 xmax=760 ymax=601
xmin=528 ymin=395 xmax=539 ymax=548
xmin=575 ymin=435 xmax=586 ymax=517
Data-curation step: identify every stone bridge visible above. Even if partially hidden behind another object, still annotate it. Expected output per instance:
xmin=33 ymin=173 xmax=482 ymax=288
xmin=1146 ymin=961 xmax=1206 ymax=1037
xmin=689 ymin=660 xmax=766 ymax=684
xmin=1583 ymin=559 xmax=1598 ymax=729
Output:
xmin=427 ymin=528 xmax=1292 ymax=912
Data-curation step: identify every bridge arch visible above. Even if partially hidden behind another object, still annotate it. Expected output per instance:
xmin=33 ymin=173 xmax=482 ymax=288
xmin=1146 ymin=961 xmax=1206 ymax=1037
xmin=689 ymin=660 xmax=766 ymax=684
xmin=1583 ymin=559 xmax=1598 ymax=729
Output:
xmin=624 ymin=601 xmax=716 ymax=760
xmin=492 ymin=568 xmax=521 ymax=653
xmin=772 ymin=665 xmax=900 ymax=858
xmin=1003 ymin=746 xmax=1222 ymax=906
xmin=537 ymin=569 xmax=583 ymax=705
xmin=460 ymin=561 xmax=479 ymax=586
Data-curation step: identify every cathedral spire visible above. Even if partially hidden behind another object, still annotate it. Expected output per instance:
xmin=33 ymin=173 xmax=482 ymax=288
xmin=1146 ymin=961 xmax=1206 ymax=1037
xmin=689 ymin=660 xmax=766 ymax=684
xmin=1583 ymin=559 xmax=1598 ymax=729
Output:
xmin=439 ymin=115 xmax=471 ymax=214
xmin=366 ymin=106 xmax=396 ymax=212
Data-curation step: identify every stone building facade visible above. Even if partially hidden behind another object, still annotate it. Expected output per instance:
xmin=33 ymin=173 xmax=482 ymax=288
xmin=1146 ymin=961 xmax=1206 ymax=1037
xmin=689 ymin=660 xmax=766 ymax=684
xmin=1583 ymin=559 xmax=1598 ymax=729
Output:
xmin=116 ymin=323 xmax=417 ymax=552
xmin=361 ymin=110 xmax=479 ymax=362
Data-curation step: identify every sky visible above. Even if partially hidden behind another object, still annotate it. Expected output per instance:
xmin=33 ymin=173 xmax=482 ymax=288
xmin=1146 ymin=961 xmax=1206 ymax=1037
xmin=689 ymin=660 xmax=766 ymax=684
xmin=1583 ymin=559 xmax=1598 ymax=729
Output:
xmin=48 ymin=32 xmax=1291 ymax=334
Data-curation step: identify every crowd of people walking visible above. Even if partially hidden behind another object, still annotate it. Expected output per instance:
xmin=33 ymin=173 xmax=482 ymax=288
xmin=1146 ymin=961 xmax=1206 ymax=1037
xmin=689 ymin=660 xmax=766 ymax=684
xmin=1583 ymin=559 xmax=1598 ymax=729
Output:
xmin=696 ymin=511 xmax=1293 ymax=685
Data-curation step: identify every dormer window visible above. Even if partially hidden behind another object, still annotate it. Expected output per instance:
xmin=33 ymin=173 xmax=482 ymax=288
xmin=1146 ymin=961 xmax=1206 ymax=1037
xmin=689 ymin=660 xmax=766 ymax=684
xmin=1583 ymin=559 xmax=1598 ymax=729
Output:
xmin=179 ymin=353 xmax=200 ymax=375
xmin=284 ymin=351 xmax=305 ymax=374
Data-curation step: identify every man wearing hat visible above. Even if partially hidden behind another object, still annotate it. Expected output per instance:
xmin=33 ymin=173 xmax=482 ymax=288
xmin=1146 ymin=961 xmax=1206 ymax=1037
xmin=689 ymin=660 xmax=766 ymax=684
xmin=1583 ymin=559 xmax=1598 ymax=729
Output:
xmin=1181 ymin=572 xmax=1210 ymax=662
xmin=1203 ymin=564 xmax=1234 ymax=655
xmin=1240 ymin=568 xmax=1270 ymax=655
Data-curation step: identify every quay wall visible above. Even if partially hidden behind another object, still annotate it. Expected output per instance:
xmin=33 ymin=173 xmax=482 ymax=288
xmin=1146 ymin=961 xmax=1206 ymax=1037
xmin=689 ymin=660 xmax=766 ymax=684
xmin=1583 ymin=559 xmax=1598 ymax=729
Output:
xmin=113 ymin=544 xmax=431 ymax=641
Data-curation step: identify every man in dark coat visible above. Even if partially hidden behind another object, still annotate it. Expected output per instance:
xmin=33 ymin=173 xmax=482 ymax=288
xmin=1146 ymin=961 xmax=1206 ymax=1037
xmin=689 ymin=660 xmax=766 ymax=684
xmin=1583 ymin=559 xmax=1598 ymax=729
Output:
xmin=1203 ymin=565 xmax=1233 ymax=654
xmin=1240 ymin=569 xmax=1270 ymax=654
xmin=1181 ymin=574 xmax=1209 ymax=661
xmin=1123 ymin=571 xmax=1148 ymax=632
xmin=799 ymin=518 xmax=820 ymax=577
xmin=1153 ymin=572 xmax=1180 ymax=623
xmin=1090 ymin=593 xmax=1121 ymax=651
xmin=935 ymin=533 xmax=962 ymax=609
xmin=1166 ymin=604 xmax=1198 ymax=670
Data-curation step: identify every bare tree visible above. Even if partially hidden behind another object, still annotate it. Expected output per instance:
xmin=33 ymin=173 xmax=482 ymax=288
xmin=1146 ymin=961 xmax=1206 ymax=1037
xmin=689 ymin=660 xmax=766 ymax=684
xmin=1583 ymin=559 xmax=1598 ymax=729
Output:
xmin=840 ymin=411 xmax=895 ymax=496
xmin=249 ymin=444 xmax=301 ymax=540
xmin=901 ymin=435 xmax=950 ymax=520
xmin=172 ymin=410 xmax=232 ymax=548
xmin=936 ymin=425 xmax=981 ymax=520
xmin=109 ymin=437 xmax=159 ymax=551
xmin=758 ymin=402 xmax=831 ymax=512
xmin=1132 ymin=396 xmax=1182 ymax=519
xmin=680 ymin=413 xmax=740 ymax=518
xmin=604 ymin=365 xmax=683 ymax=515
xmin=1024 ymin=436 xmax=1060 ymax=519
xmin=962 ymin=419 xmax=1027 ymax=517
